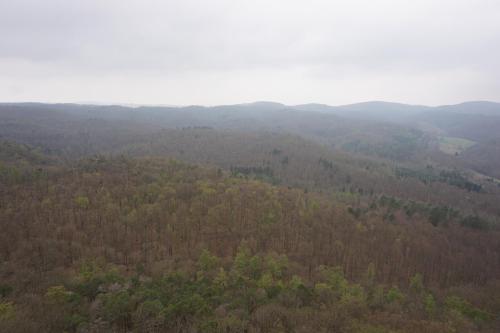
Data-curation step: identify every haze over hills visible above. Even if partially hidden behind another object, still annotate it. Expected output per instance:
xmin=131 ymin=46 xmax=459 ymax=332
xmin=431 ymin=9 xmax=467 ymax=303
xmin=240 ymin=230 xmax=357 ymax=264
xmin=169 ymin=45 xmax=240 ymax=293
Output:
xmin=2 ymin=99 xmax=500 ymax=212
xmin=2 ymin=100 xmax=500 ymax=175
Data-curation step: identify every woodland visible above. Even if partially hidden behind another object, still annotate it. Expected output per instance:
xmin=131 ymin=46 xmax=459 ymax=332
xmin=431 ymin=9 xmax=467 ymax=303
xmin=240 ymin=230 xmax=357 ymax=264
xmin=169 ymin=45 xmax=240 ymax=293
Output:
xmin=1 ymin=102 xmax=500 ymax=332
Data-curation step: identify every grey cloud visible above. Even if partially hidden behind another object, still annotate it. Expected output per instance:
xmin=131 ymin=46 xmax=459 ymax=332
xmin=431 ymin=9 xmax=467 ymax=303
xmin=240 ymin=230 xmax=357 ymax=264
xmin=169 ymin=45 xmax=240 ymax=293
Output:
xmin=0 ymin=0 xmax=499 ymax=104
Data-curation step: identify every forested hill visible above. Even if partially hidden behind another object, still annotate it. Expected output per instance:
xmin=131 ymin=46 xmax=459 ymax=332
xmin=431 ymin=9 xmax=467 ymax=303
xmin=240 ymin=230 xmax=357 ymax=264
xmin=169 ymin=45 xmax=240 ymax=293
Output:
xmin=1 ymin=102 xmax=500 ymax=332
xmin=2 ymin=101 xmax=500 ymax=176
xmin=1 ymin=150 xmax=499 ymax=332
xmin=2 ymin=102 xmax=500 ymax=217
xmin=117 ymin=128 xmax=500 ymax=218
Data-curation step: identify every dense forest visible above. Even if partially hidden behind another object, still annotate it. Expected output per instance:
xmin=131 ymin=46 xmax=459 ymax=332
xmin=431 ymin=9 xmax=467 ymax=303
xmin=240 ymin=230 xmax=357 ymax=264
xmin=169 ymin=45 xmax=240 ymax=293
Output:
xmin=1 ymin=102 xmax=500 ymax=332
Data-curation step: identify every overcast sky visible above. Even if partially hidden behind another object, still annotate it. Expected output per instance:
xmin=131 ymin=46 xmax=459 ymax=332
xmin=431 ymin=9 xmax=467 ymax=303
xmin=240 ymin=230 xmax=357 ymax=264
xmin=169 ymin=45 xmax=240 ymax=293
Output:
xmin=1 ymin=0 xmax=499 ymax=106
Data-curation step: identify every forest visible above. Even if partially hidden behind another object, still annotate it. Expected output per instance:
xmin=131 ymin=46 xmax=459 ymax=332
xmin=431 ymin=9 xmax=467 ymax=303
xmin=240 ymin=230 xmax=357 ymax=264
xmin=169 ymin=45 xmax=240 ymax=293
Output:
xmin=1 ymin=102 xmax=500 ymax=332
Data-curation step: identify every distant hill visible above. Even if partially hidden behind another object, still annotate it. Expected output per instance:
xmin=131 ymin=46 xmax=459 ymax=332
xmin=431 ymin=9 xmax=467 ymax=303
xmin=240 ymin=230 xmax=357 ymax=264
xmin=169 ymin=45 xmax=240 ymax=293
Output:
xmin=436 ymin=101 xmax=500 ymax=116
xmin=2 ymin=100 xmax=500 ymax=178
xmin=294 ymin=100 xmax=500 ymax=120
xmin=334 ymin=101 xmax=431 ymax=122
xmin=0 ymin=102 xmax=431 ymax=161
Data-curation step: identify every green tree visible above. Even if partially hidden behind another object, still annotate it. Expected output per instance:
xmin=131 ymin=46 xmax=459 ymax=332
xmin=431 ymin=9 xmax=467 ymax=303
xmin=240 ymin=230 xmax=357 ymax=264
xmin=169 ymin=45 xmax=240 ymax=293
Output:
xmin=409 ymin=273 xmax=424 ymax=295
xmin=424 ymin=293 xmax=437 ymax=317
xmin=197 ymin=249 xmax=219 ymax=279
xmin=100 ymin=290 xmax=132 ymax=327
xmin=0 ymin=302 xmax=15 ymax=321
xmin=74 ymin=195 xmax=90 ymax=209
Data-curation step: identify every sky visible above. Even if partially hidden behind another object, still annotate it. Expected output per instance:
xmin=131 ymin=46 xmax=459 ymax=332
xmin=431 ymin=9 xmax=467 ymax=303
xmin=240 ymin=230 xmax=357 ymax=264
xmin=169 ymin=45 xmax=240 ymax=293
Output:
xmin=1 ymin=0 xmax=499 ymax=106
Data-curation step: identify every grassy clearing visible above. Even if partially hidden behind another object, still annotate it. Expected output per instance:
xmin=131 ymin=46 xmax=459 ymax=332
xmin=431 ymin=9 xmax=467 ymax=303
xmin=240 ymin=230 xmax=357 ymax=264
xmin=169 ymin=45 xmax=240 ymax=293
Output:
xmin=439 ymin=136 xmax=476 ymax=155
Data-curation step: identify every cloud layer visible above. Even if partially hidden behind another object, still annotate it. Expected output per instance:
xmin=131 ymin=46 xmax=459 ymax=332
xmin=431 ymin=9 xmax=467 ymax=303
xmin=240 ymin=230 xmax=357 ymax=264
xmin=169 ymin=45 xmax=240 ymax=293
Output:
xmin=1 ymin=0 xmax=499 ymax=105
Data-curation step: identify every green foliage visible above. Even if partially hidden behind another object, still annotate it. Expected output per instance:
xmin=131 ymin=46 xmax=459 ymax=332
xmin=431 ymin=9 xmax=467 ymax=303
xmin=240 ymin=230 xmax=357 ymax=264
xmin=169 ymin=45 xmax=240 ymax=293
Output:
xmin=341 ymin=284 xmax=367 ymax=309
xmin=257 ymin=272 xmax=274 ymax=290
xmin=75 ymin=261 xmax=115 ymax=300
xmin=368 ymin=285 xmax=385 ymax=310
xmin=163 ymin=292 xmax=210 ymax=320
xmin=343 ymin=130 xmax=424 ymax=160
xmin=1 ymin=152 xmax=499 ymax=332
xmin=197 ymin=249 xmax=219 ymax=273
xmin=65 ymin=314 xmax=87 ymax=331
xmin=213 ymin=268 xmax=229 ymax=291
xmin=378 ymin=194 xmax=490 ymax=229
xmin=99 ymin=290 xmax=133 ymax=324
xmin=439 ymin=170 xmax=482 ymax=192
xmin=364 ymin=263 xmax=376 ymax=288
xmin=264 ymin=253 xmax=288 ymax=279
xmin=0 ymin=302 xmax=15 ymax=321
xmin=395 ymin=166 xmax=482 ymax=192
xmin=314 ymin=282 xmax=335 ymax=305
xmin=386 ymin=286 xmax=405 ymax=304
xmin=45 ymin=285 xmax=72 ymax=304
xmin=378 ymin=195 xmax=402 ymax=210
xmin=232 ymin=245 xmax=261 ymax=280
xmin=320 ymin=266 xmax=348 ymax=295
xmin=445 ymin=295 xmax=492 ymax=323
xmin=409 ymin=273 xmax=424 ymax=295
xmin=103 ymin=267 xmax=125 ymax=284
xmin=230 ymin=166 xmax=280 ymax=185
xmin=0 ymin=164 xmax=21 ymax=184
xmin=429 ymin=206 xmax=450 ymax=226
xmin=75 ymin=276 xmax=104 ymax=300
xmin=133 ymin=300 xmax=164 ymax=324
xmin=3 ymin=249 xmax=494 ymax=332
xmin=424 ymin=293 xmax=437 ymax=317
xmin=74 ymin=195 xmax=90 ymax=209
xmin=289 ymin=275 xmax=304 ymax=290
xmin=0 ymin=284 xmax=12 ymax=298
xmin=460 ymin=215 xmax=489 ymax=230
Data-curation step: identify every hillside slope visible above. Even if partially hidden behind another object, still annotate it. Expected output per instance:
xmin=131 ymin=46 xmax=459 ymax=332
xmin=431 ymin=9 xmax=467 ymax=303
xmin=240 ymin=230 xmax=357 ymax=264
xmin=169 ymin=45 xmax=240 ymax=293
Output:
xmin=1 ymin=151 xmax=499 ymax=332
